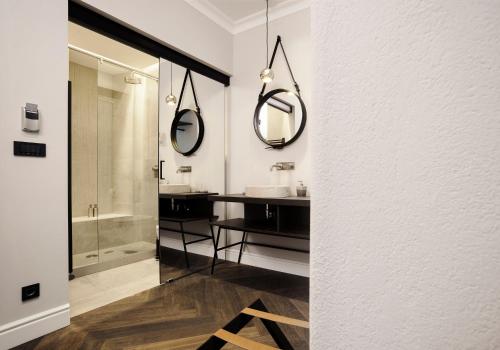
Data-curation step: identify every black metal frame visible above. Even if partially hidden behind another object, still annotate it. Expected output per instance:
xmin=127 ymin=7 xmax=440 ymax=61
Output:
xmin=170 ymin=70 xmax=205 ymax=156
xmin=254 ymin=35 xmax=306 ymax=149
xmin=254 ymin=88 xmax=307 ymax=149
xmin=68 ymin=0 xmax=230 ymax=86
xmin=160 ymin=220 xmax=218 ymax=269
xmin=68 ymin=81 xmax=75 ymax=280
xmin=197 ymin=299 xmax=295 ymax=350
xmin=209 ymin=224 xmax=309 ymax=275
xmin=267 ymin=95 xmax=294 ymax=113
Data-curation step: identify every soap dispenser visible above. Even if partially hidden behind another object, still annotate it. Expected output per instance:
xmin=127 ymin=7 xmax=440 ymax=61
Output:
xmin=296 ymin=181 xmax=307 ymax=197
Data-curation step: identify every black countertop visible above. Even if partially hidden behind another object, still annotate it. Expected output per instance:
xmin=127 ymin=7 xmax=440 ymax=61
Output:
xmin=208 ymin=194 xmax=310 ymax=207
xmin=159 ymin=192 xmax=218 ymax=200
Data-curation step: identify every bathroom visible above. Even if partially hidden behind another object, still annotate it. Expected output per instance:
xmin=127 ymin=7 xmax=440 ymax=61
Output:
xmin=4 ymin=0 xmax=499 ymax=349
xmin=68 ymin=22 xmax=159 ymax=276
xmin=67 ymin=0 xmax=310 ymax=346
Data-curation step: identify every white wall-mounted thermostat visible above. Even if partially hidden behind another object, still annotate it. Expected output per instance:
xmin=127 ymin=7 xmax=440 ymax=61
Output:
xmin=22 ymin=103 xmax=39 ymax=133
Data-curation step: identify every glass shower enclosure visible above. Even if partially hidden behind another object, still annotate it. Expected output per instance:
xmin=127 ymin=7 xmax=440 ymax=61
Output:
xmin=69 ymin=48 xmax=159 ymax=276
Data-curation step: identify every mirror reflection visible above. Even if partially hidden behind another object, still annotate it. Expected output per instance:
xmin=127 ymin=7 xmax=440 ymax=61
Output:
xmin=173 ymin=109 xmax=202 ymax=154
xmin=159 ymin=59 xmax=226 ymax=283
xmin=255 ymin=90 xmax=305 ymax=147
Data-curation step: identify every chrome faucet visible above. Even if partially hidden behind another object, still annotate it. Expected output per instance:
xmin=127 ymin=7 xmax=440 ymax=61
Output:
xmin=176 ymin=166 xmax=192 ymax=173
xmin=270 ymin=162 xmax=295 ymax=171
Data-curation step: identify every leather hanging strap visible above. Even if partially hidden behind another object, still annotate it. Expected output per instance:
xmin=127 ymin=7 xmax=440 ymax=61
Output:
xmin=176 ymin=69 xmax=201 ymax=113
xmin=259 ymin=35 xmax=301 ymax=99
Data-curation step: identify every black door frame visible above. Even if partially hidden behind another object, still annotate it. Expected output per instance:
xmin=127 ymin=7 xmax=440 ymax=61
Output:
xmin=68 ymin=0 xmax=230 ymax=279
xmin=68 ymin=0 xmax=231 ymax=86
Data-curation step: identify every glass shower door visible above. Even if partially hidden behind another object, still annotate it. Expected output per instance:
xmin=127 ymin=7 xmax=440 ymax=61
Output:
xmin=96 ymin=59 xmax=159 ymax=265
xmin=70 ymin=49 xmax=100 ymax=269
xmin=70 ymin=46 xmax=159 ymax=274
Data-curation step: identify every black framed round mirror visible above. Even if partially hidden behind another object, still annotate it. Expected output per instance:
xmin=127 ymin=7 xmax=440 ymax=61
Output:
xmin=170 ymin=108 xmax=204 ymax=156
xmin=170 ymin=69 xmax=205 ymax=156
xmin=254 ymin=88 xmax=307 ymax=148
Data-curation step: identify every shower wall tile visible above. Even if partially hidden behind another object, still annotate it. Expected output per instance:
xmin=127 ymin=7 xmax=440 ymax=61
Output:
xmin=70 ymin=62 xmax=98 ymax=217
xmin=97 ymin=90 xmax=114 ymax=214
xmin=72 ymin=221 xmax=98 ymax=255
xmin=71 ymin=62 xmax=158 ymax=264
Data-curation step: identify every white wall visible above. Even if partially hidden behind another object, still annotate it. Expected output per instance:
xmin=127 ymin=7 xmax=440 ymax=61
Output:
xmin=0 ymin=1 xmax=70 ymax=349
xmin=228 ymin=9 xmax=311 ymax=276
xmin=311 ymin=1 xmax=500 ymax=349
xmin=81 ymin=0 xmax=233 ymax=75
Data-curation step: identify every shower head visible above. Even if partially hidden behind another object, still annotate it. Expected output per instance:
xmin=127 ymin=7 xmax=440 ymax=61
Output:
xmin=124 ymin=71 xmax=142 ymax=84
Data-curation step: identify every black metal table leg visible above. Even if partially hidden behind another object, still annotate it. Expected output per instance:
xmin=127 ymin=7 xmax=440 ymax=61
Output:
xmin=179 ymin=222 xmax=190 ymax=268
xmin=237 ymin=231 xmax=247 ymax=264
xmin=211 ymin=226 xmax=221 ymax=274
xmin=210 ymin=224 xmax=219 ymax=261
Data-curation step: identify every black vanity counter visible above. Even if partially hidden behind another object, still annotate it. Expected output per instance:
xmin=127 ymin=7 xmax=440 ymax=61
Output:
xmin=208 ymin=194 xmax=310 ymax=207
xmin=159 ymin=192 xmax=218 ymax=222
xmin=160 ymin=192 xmax=218 ymax=200
xmin=207 ymin=193 xmax=310 ymax=273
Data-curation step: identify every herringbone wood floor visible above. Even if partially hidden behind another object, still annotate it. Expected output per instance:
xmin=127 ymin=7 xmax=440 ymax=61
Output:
xmin=14 ymin=262 xmax=309 ymax=349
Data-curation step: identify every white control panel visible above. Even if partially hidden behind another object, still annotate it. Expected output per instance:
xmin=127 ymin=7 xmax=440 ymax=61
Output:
xmin=22 ymin=103 xmax=39 ymax=133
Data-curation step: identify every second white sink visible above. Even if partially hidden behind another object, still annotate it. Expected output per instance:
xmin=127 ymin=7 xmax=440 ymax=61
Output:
xmin=245 ymin=185 xmax=290 ymax=198
xmin=159 ymin=184 xmax=191 ymax=194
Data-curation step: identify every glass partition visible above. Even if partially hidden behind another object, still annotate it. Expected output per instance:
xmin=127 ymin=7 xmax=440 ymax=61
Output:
xmin=70 ymin=48 xmax=159 ymax=275
xmin=158 ymin=59 xmax=226 ymax=282
xmin=69 ymin=50 xmax=99 ymax=269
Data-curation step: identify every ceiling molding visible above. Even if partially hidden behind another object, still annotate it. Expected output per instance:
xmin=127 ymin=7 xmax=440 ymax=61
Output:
xmin=185 ymin=0 xmax=310 ymax=35
xmin=233 ymin=0 xmax=310 ymax=34
xmin=184 ymin=0 xmax=235 ymax=33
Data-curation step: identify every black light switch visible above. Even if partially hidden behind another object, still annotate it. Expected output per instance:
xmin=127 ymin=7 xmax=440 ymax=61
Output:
xmin=22 ymin=283 xmax=40 ymax=301
xmin=13 ymin=141 xmax=46 ymax=157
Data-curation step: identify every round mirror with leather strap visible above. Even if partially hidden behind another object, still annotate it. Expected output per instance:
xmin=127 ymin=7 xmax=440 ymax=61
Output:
xmin=254 ymin=36 xmax=307 ymax=149
xmin=170 ymin=69 xmax=204 ymax=156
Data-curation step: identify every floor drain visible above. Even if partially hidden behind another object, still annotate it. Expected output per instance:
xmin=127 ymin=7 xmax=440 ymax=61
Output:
xmin=86 ymin=254 xmax=98 ymax=258
xmin=123 ymin=250 xmax=138 ymax=254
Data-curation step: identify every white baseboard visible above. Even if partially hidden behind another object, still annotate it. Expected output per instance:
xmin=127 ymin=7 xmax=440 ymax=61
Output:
xmin=0 ymin=304 xmax=70 ymax=350
xmin=225 ymin=249 xmax=309 ymax=277
xmin=161 ymin=237 xmax=309 ymax=277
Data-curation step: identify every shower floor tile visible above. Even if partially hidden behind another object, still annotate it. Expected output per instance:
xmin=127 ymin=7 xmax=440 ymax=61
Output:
xmin=73 ymin=240 xmax=155 ymax=268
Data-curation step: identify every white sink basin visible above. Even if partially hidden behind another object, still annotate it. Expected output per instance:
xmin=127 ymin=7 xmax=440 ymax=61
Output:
xmin=159 ymin=184 xmax=191 ymax=194
xmin=245 ymin=185 xmax=290 ymax=198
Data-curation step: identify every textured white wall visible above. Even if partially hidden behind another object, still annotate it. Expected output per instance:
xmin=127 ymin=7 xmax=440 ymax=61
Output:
xmin=81 ymin=0 xmax=233 ymax=74
xmin=311 ymin=1 xmax=500 ymax=349
xmin=0 ymin=1 xmax=69 ymax=349
xmin=228 ymin=9 xmax=311 ymax=276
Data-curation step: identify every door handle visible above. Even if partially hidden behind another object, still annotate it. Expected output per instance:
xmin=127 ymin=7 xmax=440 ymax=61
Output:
xmin=160 ymin=160 xmax=165 ymax=180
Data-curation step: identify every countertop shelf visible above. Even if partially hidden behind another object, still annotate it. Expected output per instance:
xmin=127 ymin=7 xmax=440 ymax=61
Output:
xmin=159 ymin=192 xmax=218 ymax=200
xmin=208 ymin=194 xmax=310 ymax=207
xmin=159 ymin=215 xmax=217 ymax=223
xmin=210 ymin=218 xmax=309 ymax=240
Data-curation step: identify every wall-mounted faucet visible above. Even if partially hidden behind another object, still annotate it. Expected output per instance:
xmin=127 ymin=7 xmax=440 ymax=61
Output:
xmin=176 ymin=166 xmax=192 ymax=173
xmin=270 ymin=162 xmax=295 ymax=171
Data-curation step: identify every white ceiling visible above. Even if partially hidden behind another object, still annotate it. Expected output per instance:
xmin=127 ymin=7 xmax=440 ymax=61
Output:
xmin=68 ymin=22 xmax=158 ymax=74
xmin=206 ymin=0 xmax=290 ymax=22
xmin=185 ymin=0 xmax=309 ymax=34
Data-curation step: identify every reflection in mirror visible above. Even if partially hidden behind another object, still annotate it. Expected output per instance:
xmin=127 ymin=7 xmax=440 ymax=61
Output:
xmin=176 ymin=110 xmax=198 ymax=151
xmin=171 ymin=109 xmax=203 ymax=155
xmin=254 ymin=89 xmax=306 ymax=148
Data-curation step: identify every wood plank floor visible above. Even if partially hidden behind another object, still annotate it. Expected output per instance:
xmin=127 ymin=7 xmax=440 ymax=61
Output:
xmin=14 ymin=262 xmax=309 ymax=349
